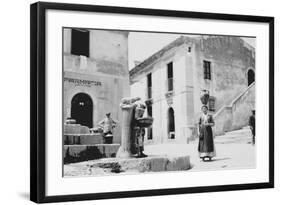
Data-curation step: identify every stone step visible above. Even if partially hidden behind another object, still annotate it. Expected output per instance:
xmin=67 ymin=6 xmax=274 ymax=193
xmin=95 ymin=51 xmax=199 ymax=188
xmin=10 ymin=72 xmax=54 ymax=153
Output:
xmin=224 ymin=128 xmax=251 ymax=136
xmin=212 ymin=127 xmax=253 ymax=144
xmin=64 ymin=133 xmax=103 ymax=145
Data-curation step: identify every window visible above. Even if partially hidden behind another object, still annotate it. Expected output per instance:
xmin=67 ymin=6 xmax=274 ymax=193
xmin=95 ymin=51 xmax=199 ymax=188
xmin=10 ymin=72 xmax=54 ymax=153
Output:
xmin=247 ymin=69 xmax=255 ymax=86
xmin=167 ymin=62 xmax=173 ymax=78
xmin=71 ymin=29 xmax=90 ymax=57
xmin=167 ymin=62 xmax=174 ymax=91
xmin=208 ymin=96 xmax=216 ymax=112
xmin=203 ymin=60 xmax=211 ymax=80
xmin=147 ymin=73 xmax=152 ymax=99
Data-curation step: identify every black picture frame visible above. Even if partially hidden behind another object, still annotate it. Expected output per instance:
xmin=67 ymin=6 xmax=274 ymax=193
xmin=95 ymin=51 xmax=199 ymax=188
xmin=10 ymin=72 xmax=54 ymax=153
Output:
xmin=30 ymin=1 xmax=274 ymax=203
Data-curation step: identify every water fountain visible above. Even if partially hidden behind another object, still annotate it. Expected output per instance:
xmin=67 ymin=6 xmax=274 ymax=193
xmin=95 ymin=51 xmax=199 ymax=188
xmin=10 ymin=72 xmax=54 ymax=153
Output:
xmin=116 ymin=97 xmax=153 ymax=158
xmin=64 ymin=97 xmax=191 ymax=176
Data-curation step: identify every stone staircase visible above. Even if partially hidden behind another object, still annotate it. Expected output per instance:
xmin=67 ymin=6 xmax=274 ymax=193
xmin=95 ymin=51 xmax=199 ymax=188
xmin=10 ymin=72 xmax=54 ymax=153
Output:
xmin=64 ymin=123 xmax=120 ymax=164
xmin=214 ymin=126 xmax=252 ymax=144
xmin=190 ymin=126 xmax=252 ymax=144
xmin=213 ymin=82 xmax=255 ymax=135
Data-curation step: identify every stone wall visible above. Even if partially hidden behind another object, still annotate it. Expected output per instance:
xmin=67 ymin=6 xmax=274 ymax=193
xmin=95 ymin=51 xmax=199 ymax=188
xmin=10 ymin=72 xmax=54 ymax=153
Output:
xmin=231 ymin=83 xmax=255 ymax=130
xmin=213 ymin=106 xmax=233 ymax=135
xmin=64 ymin=29 xmax=129 ymax=77
xmin=214 ymin=83 xmax=255 ymax=135
xmin=63 ymin=28 xmax=130 ymax=144
xmin=193 ymin=36 xmax=255 ymax=116
xmin=64 ymin=71 xmax=130 ymax=143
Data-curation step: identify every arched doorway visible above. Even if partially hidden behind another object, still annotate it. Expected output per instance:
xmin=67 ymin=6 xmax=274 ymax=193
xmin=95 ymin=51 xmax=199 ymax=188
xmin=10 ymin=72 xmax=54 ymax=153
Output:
xmin=247 ymin=69 xmax=255 ymax=86
xmin=71 ymin=93 xmax=93 ymax=128
xmin=167 ymin=107 xmax=175 ymax=139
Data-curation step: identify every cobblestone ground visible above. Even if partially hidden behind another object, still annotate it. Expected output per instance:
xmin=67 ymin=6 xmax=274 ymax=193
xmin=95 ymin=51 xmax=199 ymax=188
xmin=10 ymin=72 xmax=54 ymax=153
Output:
xmin=145 ymin=127 xmax=256 ymax=172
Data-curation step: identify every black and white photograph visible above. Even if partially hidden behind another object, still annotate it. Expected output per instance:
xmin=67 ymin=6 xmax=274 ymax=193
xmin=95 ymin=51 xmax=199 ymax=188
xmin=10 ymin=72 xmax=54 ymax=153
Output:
xmin=0 ymin=0 xmax=278 ymax=204
xmin=63 ymin=28 xmax=256 ymax=177
xmin=29 ymin=2 xmax=274 ymax=203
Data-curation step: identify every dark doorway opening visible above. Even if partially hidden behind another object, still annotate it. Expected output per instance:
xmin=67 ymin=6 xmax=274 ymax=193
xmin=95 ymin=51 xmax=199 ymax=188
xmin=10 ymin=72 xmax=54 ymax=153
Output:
xmin=71 ymin=93 xmax=93 ymax=128
xmin=167 ymin=107 xmax=175 ymax=139
xmin=247 ymin=69 xmax=255 ymax=86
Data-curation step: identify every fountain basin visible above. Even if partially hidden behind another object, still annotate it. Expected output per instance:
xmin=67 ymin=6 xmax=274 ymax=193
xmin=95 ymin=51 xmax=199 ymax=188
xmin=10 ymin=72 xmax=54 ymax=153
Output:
xmin=136 ymin=117 xmax=153 ymax=128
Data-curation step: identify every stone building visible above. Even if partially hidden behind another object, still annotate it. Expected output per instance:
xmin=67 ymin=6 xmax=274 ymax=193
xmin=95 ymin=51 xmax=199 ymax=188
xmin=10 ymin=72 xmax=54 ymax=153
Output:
xmin=63 ymin=28 xmax=130 ymax=143
xmin=130 ymin=35 xmax=255 ymax=144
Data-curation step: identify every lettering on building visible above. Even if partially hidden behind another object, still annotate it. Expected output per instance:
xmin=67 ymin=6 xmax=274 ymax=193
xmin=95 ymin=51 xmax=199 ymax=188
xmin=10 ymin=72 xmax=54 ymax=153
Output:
xmin=64 ymin=77 xmax=102 ymax=87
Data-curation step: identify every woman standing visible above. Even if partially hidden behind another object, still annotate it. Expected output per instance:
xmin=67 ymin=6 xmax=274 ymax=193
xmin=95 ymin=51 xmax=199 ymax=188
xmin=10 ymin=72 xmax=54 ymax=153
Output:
xmin=198 ymin=105 xmax=215 ymax=161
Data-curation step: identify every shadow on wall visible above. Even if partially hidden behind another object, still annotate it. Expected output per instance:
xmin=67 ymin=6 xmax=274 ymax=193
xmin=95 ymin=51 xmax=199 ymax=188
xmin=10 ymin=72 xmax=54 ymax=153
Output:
xmin=64 ymin=146 xmax=103 ymax=164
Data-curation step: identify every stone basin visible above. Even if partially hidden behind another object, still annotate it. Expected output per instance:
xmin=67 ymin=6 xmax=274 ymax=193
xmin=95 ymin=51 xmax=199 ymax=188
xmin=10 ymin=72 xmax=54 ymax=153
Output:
xmin=136 ymin=117 xmax=153 ymax=128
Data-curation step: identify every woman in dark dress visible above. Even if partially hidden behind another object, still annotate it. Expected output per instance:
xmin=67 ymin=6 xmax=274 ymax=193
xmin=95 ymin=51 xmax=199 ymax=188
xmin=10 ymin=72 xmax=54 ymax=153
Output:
xmin=198 ymin=105 xmax=215 ymax=161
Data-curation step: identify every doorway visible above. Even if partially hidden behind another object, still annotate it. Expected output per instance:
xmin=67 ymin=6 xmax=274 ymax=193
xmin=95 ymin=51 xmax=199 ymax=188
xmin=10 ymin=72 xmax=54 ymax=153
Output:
xmin=71 ymin=93 xmax=93 ymax=128
xmin=167 ymin=107 xmax=175 ymax=139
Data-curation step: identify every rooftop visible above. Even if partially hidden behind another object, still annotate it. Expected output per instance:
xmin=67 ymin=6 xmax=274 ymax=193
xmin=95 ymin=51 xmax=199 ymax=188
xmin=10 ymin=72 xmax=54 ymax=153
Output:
xmin=129 ymin=36 xmax=194 ymax=78
xmin=129 ymin=35 xmax=255 ymax=79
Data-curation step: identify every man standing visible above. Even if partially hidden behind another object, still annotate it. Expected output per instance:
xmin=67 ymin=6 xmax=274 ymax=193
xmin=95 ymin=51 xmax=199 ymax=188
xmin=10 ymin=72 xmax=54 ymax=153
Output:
xmin=98 ymin=112 xmax=117 ymax=144
xmin=249 ymin=110 xmax=255 ymax=145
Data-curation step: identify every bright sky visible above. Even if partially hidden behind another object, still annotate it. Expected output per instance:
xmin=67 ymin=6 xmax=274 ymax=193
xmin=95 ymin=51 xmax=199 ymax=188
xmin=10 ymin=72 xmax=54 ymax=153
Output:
xmin=128 ymin=32 xmax=256 ymax=70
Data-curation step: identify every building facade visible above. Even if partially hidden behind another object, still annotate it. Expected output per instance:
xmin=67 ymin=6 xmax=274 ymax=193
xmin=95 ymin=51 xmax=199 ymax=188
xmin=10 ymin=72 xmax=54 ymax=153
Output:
xmin=130 ymin=36 xmax=255 ymax=144
xmin=63 ymin=28 xmax=130 ymax=143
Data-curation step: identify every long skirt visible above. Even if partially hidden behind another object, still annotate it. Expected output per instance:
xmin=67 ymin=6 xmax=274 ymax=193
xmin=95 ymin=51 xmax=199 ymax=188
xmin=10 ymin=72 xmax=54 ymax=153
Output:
xmin=198 ymin=126 xmax=216 ymax=158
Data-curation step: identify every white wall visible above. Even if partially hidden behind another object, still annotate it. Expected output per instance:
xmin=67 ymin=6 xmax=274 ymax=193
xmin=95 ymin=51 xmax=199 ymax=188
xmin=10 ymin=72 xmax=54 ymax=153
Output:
xmin=0 ymin=1 xmax=279 ymax=205
xmin=131 ymin=47 xmax=192 ymax=143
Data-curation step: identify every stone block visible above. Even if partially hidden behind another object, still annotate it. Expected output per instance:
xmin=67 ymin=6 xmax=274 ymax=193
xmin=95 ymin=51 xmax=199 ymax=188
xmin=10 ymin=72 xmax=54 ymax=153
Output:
xmin=149 ymin=158 xmax=167 ymax=172
xmin=64 ymin=133 xmax=103 ymax=145
xmin=64 ymin=124 xmax=90 ymax=134
xmin=84 ymin=155 xmax=191 ymax=174
xmin=166 ymin=156 xmax=190 ymax=171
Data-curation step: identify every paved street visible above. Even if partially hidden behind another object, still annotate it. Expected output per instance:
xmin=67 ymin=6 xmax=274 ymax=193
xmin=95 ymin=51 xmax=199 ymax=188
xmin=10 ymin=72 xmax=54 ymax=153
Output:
xmin=145 ymin=127 xmax=256 ymax=172
xmin=64 ymin=127 xmax=255 ymax=176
